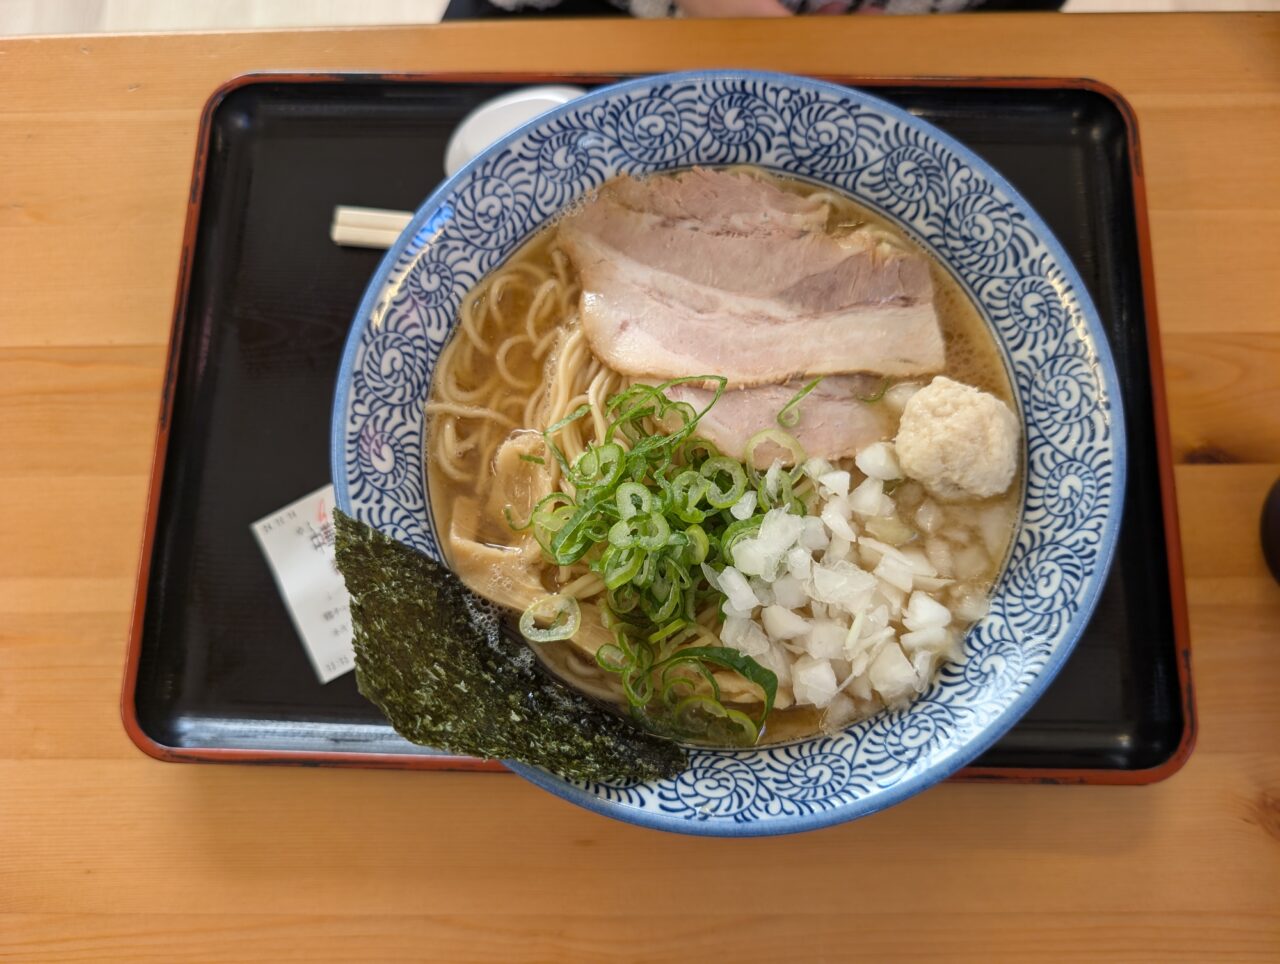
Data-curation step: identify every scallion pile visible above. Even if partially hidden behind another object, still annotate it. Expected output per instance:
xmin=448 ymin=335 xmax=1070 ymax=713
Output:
xmin=509 ymin=376 xmax=807 ymax=746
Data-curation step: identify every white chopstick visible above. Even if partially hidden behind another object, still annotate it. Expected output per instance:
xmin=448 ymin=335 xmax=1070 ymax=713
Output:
xmin=331 ymin=206 xmax=414 ymax=249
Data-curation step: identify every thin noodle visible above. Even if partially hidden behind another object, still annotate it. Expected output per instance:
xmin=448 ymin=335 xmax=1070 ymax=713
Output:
xmin=559 ymin=572 xmax=606 ymax=599
xmin=424 ymin=401 xmax=518 ymax=427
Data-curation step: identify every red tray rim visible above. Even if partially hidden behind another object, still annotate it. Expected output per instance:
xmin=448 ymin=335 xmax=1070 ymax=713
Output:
xmin=121 ymin=70 xmax=1196 ymax=787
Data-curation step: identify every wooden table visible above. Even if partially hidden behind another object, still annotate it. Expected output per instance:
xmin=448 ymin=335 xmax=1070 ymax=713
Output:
xmin=3 ymin=15 xmax=1278 ymax=961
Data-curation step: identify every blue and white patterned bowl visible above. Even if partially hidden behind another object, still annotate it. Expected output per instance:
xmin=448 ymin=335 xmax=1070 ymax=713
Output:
xmin=331 ymin=71 xmax=1125 ymax=836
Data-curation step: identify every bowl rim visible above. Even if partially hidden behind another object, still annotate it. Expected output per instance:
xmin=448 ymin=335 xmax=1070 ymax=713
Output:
xmin=331 ymin=68 xmax=1127 ymax=836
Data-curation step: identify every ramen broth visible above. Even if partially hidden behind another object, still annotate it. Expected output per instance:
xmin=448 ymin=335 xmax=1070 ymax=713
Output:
xmin=425 ymin=168 xmax=1020 ymax=745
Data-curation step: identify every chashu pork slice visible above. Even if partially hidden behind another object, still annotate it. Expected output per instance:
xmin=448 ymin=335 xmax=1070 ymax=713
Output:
xmin=559 ymin=185 xmax=945 ymax=383
xmin=562 ymin=227 xmax=944 ymax=384
xmin=604 ymin=167 xmax=831 ymax=234
xmin=666 ymin=376 xmax=894 ymax=467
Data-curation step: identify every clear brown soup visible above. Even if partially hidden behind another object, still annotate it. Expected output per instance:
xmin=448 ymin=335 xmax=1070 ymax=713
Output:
xmin=423 ymin=168 xmax=1021 ymax=745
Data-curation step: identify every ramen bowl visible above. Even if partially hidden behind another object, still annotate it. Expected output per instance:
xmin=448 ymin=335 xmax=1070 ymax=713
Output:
xmin=331 ymin=70 xmax=1125 ymax=836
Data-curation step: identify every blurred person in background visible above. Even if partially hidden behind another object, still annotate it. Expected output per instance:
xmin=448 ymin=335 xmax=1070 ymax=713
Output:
xmin=446 ymin=0 xmax=1062 ymax=20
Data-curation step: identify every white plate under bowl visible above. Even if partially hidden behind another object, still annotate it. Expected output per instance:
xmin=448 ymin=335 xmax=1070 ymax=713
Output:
xmin=332 ymin=70 xmax=1126 ymax=836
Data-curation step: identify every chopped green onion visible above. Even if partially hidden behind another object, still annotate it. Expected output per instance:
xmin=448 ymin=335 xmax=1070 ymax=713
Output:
xmin=544 ymin=402 xmax=591 ymax=437
xmin=608 ymin=583 xmax=640 ymax=614
xmin=661 ymin=658 xmax=720 ymax=704
xmin=707 ymin=707 xmax=759 ymax=746
xmin=600 ymin=545 xmax=644 ymax=591
xmin=699 ymin=456 xmax=748 ymax=509
xmin=719 ymin=515 xmax=763 ymax=562
xmin=614 ymin=481 xmax=651 ymax=520
xmin=518 ymin=454 xmax=545 ymax=465
xmin=541 ymin=402 xmax=590 ymax=474
xmin=511 ymin=375 xmax=785 ymax=746
xmin=678 ymin=437 xmax=720 ymax=466
xmin=743 ymin=428 xmax=807 ymax=470
xmin=570 ymin=441 xmax=625 ymax=490
xmin=648 ymin=619 xmax=689 ymax=644
xmin=776 ymin=376 xmax=824 ymax=428
xmin=622 ymin=667 xmax=654 ymax=707
xmin=607 ymin=512 xmax=670 ymax=552
xmin=518 ymin=594 xmax=581 ymax=643
xmin=660 ymin=476 xmax=702 ymax=526
xmin=503 ymin=506 xmax=531 ymax=532
xmin=683 ymin=524 xmax=710 ymax=565
xmin=661 ymin=646 xmax=777 ymax=724
xmin=596 ymin=642 xmax=629 ymax=673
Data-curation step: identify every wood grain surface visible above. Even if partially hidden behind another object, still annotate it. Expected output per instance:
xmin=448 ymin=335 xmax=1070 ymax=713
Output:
xmin=2 ymin=15 xmax=1278 ymax=963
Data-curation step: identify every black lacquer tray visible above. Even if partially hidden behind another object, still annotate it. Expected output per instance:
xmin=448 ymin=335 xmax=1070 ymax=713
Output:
xmin=123 ymin=75 xmax=1194 ymax=782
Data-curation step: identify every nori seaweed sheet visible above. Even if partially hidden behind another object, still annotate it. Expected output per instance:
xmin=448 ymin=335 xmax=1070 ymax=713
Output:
xmin=335 ymin=511 xmax=687 ymax=783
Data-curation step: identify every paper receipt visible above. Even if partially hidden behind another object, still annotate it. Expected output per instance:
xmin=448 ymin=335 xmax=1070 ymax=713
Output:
xmin=251 ymin=484 xmax=354 ymax=683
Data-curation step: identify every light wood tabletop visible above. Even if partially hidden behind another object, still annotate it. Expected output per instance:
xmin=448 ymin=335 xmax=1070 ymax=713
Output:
xmin=2 ymin=14 xmax=1279 ymax=962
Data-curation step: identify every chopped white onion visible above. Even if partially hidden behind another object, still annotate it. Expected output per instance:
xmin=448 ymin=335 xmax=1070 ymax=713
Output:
xmin=755 ymin=643 xmax=793 ymax=701
xmin=721 ymin=614 xmax=749 ymax=646
xmin=721 ymin=615 xmax=771 ymax=657
xmin=904 ymin=591 xmax=952 ymax=631
xmin=771 ymin=573 xmax=809 ymax=610
xmin=925 ymin=538 xmax=954 ymax=577
xmin=703 ymin=436 xmax=998 ymax=728
xmin=748 ymin=576 xmax=775 ymax=607
xmin=864 ymin=515 xmax=916 ymax=546
xmin=875 ymin=581 xmax=906 ymax=616
xmin=868 ymin=644 xmax=917 ymax=704
xmin=718 ymin=566 xmax=760 ymax=613
xmin=847 ymin=674 xmax=873 ymax=702
xmin=855 ymin=441 xmax=902 ymax=481
xmin=785 ymin=545 xmax=813 ymax=580
xmin=843 ymin=610 xmax=867 ymax=659
xmin=807 ymin=619 xmax=849 ymax=659
xmin=811 ymin=560 xmax=876 ymax=613
xmin=848 ymin=477 xmax=885 ymax=517
xmin=792 ymin=656 xmax=839 ymax=708
xmin=867 ymin=604 xmax=890 ymax=632
xmin=762 ymin=605 xmax=810 ymax=640
xmin=824 ymin=692 xmax=860 ymax=729
xmin=700 ymin=562 xmax=722 ymax=592
xmin=823 ymin=534 xmax=853 ymax=564
xmin=764 ymin=461 xmax=783 ymax=500
xmin=800 ymin=516 xmax=829 ymax=551
xmin=758 ymin=507 xmax=805 ymax=555
xmin=729 ymin=489 xmax=758 ymax=520
xmin=884 ymin=381 xmax=922 ymax=414
xmin=900 ymin=626 xmax=952 ymax=654
xmin=977 ymin=501 xmax=1014 ymax=559
xmin=899 ymin=547 xmax=938 ymax=578
xmin=817 ymin=470 xmax=851 ymax=500
xmin=803 ymin=457 xmax=835 ymax=481
xmin=874 ymin=554 xmax=915 ymax=594
xmin=952 ymin=589 xmax=991 ymax=623
xmin=859 ymin=536 xmax=914 ymax=568
xmin=910 ymin=650 xmax=936 ymax=693
xmin=916 ymin=499 xmax=945 ymax=535
xmin=731 ymin=538 xmax=768 ymax=578
xmin=820 ymin=497 xmax=857 ymax=541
